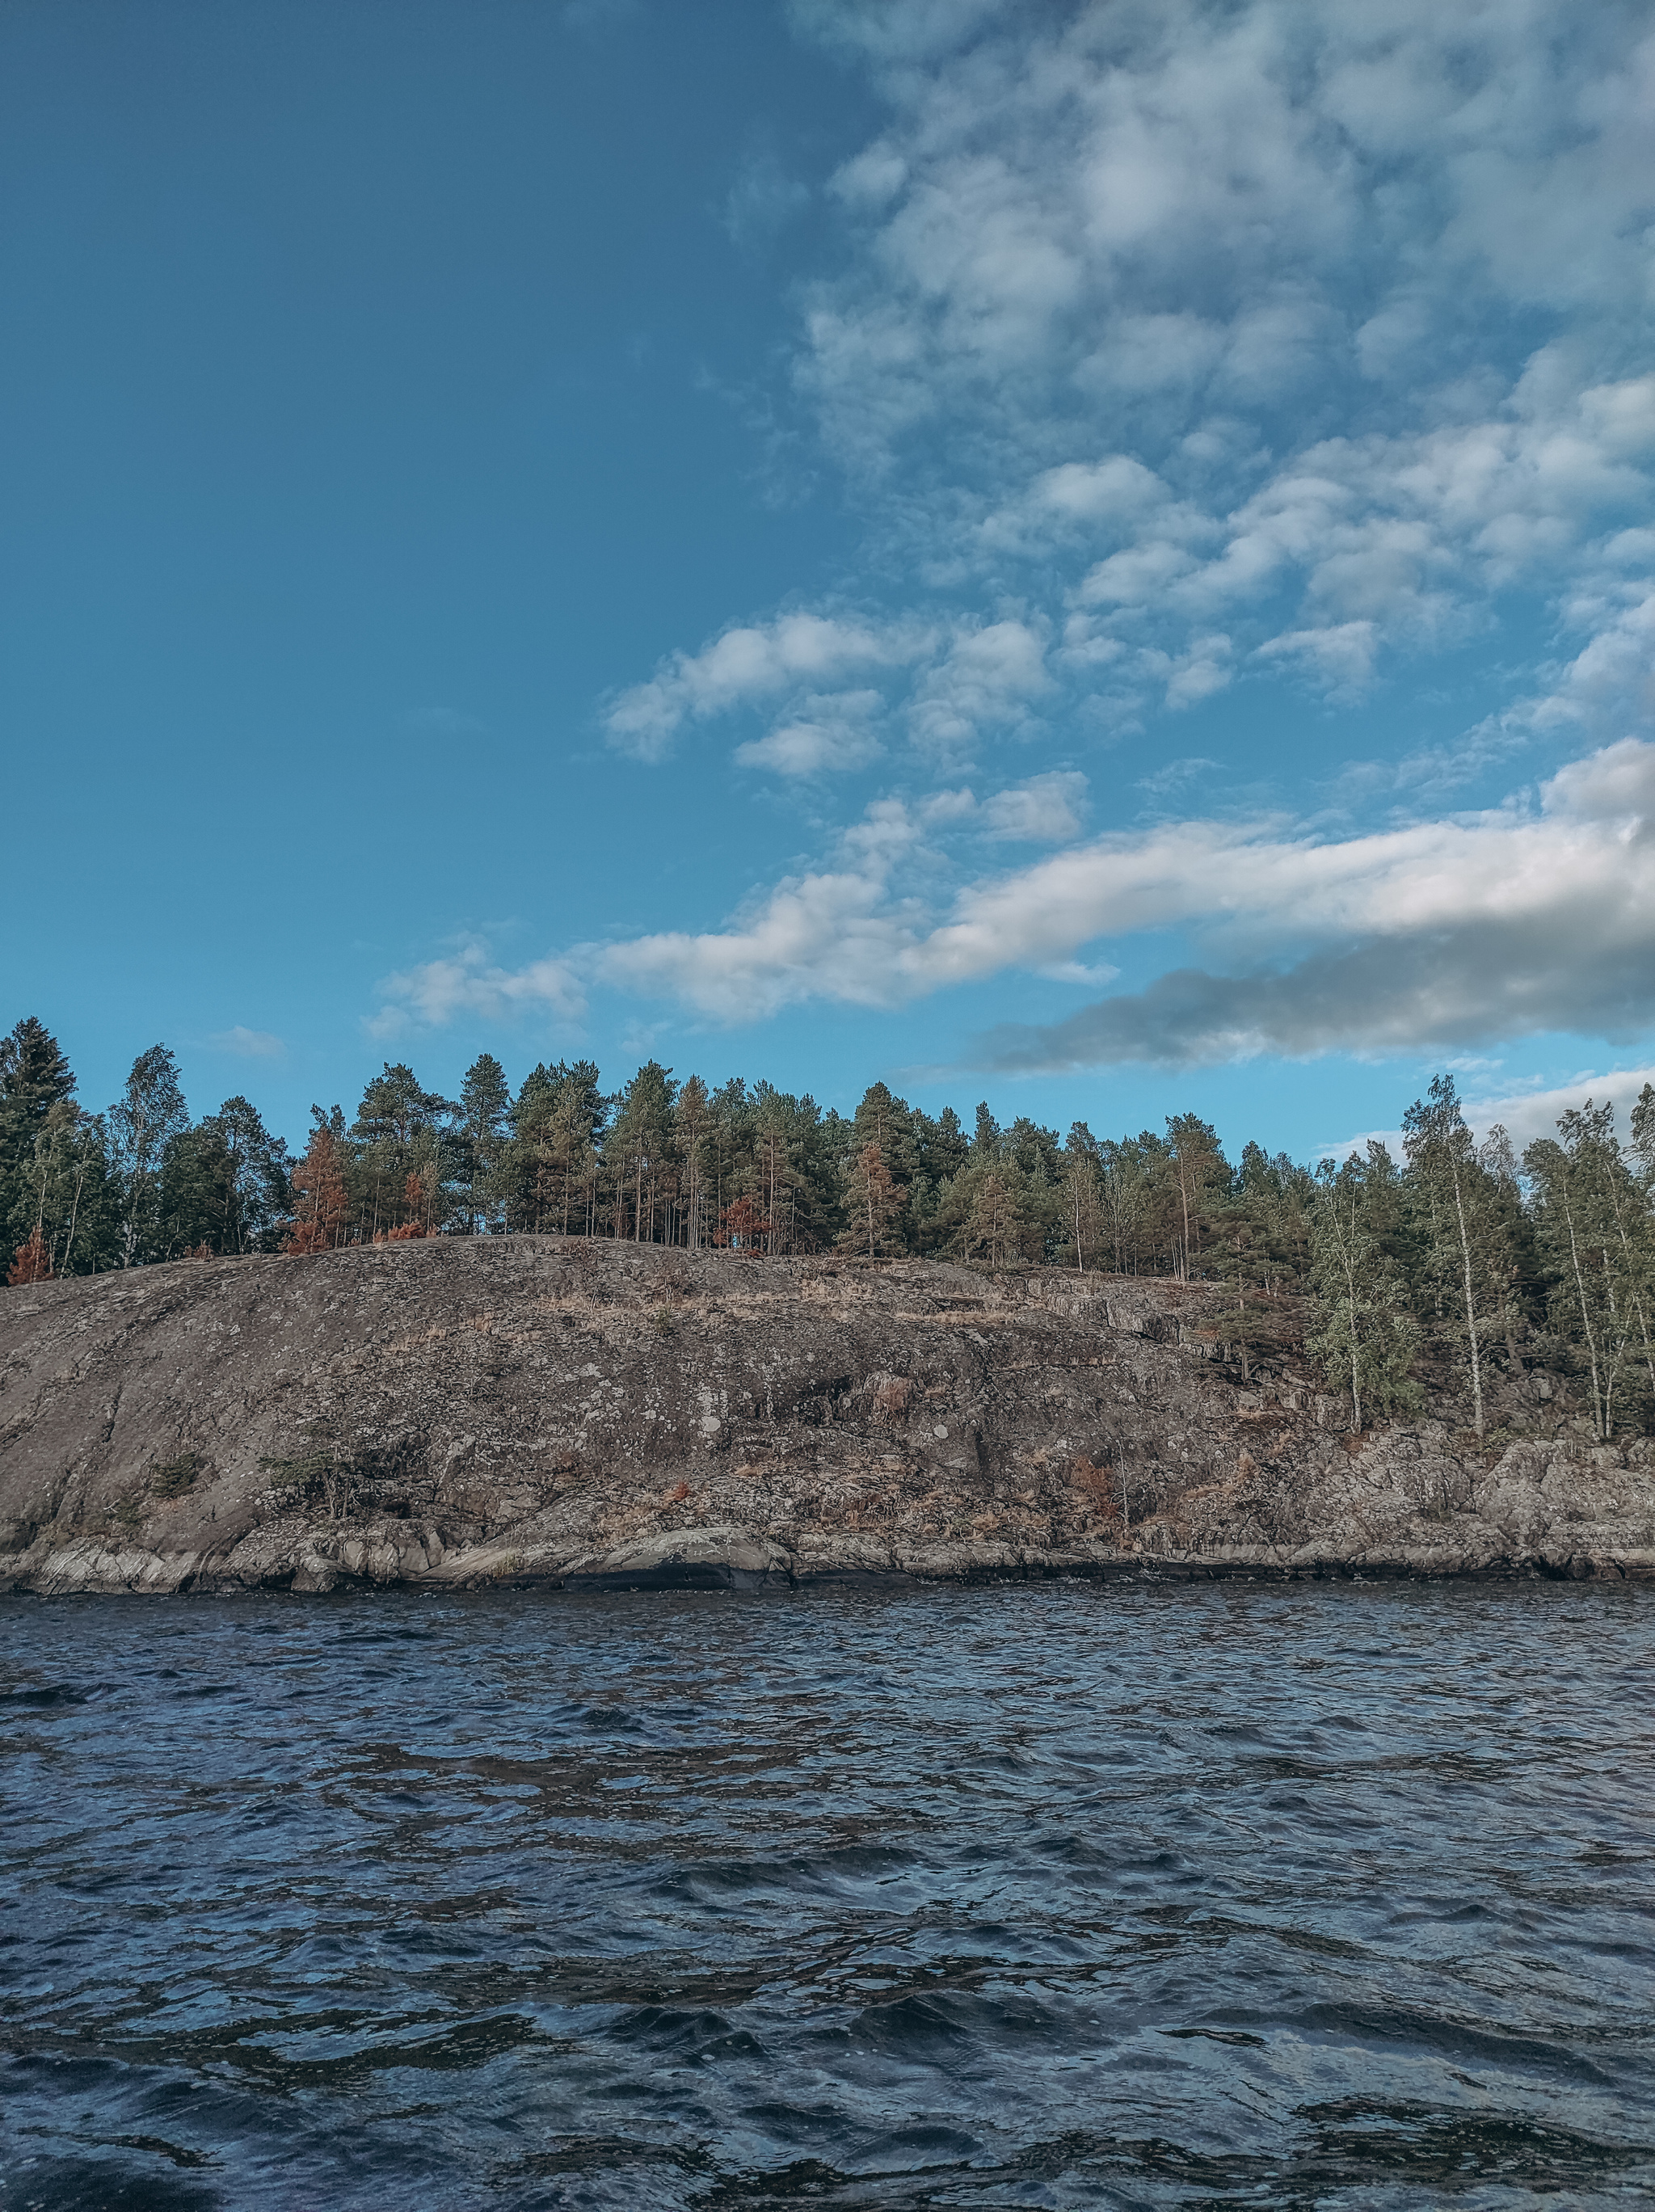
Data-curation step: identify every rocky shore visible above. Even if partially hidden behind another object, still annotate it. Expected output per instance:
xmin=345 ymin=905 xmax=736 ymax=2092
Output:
xmin=2 ymin=1237 xmax=1652 ymax=1595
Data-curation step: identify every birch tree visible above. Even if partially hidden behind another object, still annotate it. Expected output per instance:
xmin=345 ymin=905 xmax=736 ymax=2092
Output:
xmin=108 ymin=1045 xmax=189 ymax=1266
xmin=1524 ymin=1102 xmax=1655 ymax=1439
xmin=1308 ymin=1149 xmax=1421 ymax=1432
xmin=1402 ymin=1074 xmax=1504 ymax=1440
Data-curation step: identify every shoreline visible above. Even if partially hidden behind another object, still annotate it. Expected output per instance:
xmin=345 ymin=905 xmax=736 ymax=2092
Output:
xmin=6 ymin=1237 xmax=1653 ymax=1599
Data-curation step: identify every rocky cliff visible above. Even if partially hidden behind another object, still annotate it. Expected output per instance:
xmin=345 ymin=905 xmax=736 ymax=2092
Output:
xmin=2 ymin=1237 xmax=1652 ymax=1595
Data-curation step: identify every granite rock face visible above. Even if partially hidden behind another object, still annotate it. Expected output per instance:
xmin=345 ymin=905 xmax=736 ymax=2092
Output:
xmin=2 ymin=1237 xmax=1652 ymax=1595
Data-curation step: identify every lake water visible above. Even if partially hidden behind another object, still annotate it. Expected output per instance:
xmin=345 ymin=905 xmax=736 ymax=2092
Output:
xmin=2 ymin=1582 xmax=1651 ymax=2210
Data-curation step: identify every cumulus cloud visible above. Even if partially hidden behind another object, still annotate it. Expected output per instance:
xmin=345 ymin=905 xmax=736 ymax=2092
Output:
xmin=604 ymin=613 xmax=925 ymax=760
xmin=539 ymin=2 xmax=1655 ymax=1089
xmin=368 ymin=940 xmax=585 ymax=1039
xmin=734 ymin=689 xmax=886 ymax=775
xmin=906 ymin=618 xmax=1051 ymax=755
xmin=598 ymin=2 xmax=1655 ymax=771
xmin=983 ymin=769 xmax=1088 ymax=841
xmin=797 ymin=2 xmax=1655 ymax=477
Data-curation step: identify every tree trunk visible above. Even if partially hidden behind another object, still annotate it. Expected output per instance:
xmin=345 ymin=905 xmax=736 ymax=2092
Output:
xmin=1450 ymin=1161 xmax=1485 ymax=1439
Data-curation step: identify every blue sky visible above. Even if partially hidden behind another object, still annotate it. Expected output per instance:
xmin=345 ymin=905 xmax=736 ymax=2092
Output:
xmin=6 ymin=0 xmax=1655 ymax=1161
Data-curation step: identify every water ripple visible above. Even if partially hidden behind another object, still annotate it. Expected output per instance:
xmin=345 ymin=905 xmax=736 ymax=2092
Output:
xmin=1 ymin=1581 xmax=1651 ymax=2208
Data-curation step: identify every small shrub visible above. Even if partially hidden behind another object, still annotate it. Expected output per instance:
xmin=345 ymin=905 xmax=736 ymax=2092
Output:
xmin=652 ymin=1308 xmax=677 ymax=1338
xmin=7 ymin=1228 xmax=52 ymax=1284
xmin=150 ymin=1453 xmax=202 ymax=1499
xmin=111 ymin=1497 xmax=145 ymax=1530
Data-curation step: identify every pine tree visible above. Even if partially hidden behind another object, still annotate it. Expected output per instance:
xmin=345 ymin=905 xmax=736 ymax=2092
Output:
xmin=1307 ymin=1151 xmax=1422 ymax=1432
xmin=837 ymin=1142 xmax=905 ymax=1258
xmin=605 ymin=1061 xmax=677 ymax=1241
xmin=459 ymin=1053 xmax=511 ymax=1233
xmin=1096 ymin=1137 xmax=1153 ymax=1273
xmin=0 ymin=1018 xmax=77 ymax=1236
xmin=674 ymin=1075 xmax=713 ymax=1248
xmin=352 ymin=1064 xmax=454 ymax=1237
xmin=1164 ymin=1111 xmax=1228 ymax=1279
xmin=283 ymin=1123 xmax=351 ymax=1253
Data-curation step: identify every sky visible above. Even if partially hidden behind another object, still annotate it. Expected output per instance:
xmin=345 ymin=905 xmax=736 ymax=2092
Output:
xmin=5 ymin=0 xmax=1655 ymax=1161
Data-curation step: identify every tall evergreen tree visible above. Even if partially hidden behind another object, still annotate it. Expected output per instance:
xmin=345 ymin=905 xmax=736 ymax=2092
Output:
xmin=605 ymin=1062 xmax=677 ymax=1240
xmin=838 ymin=1142 xmax=905 ymax=1258
xmin=157 ymin=1097 xmax=289 ymax=1257
xmin=353 ymin=1063 xmax=455 ymax=1233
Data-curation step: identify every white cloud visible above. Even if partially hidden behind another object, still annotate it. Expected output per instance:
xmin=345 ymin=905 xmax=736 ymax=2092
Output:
xmin=368 ymin=940 xmax=585 ymax=1038
xmin=1256 ymin=621 xmax=1378 ymax=697
xmin=373 ymin=740 xmax=1655 ymax=1062
xmin=1322 ymin=1066 xmax=1655 ymax=1161
xmin=734 ymin=689 xmax=885 ymax=775
xmin=906 ymin=617 xmax=1051 ymax=755
xmin=604 ymin=613 xmax=925 ymax=760
xmin=971 ymin=737 xmax=1655 ymax=1065
xmin=983 ymin=769 xmax=1088 ymax=841
xmin=600 ymin=6 xmax=1655 ymax=771
xmin=550 ymin=2 xmax=1655 ymax=1079
xmin=1461 ymin=1068 xmax=1655 ymax=1153
xmin=798 ymin=3 xmax=1655 ymax=477
xmin=589 ymin=737 xmax=1655 ymax=1060
xmin=208 ymin=1026 xmax=286 ymax=1061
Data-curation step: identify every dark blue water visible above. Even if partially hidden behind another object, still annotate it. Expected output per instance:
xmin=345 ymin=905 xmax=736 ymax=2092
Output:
xmin=2 ymin=1584 xmax=1651 ymax=2210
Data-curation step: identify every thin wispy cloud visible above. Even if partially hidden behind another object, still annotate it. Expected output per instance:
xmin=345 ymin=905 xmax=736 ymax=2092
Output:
xmin=208 ymin=1026 xmax=287 ymax=1061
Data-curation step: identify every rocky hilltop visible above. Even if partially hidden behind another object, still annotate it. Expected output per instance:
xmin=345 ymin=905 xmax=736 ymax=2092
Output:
xmin=2 ymin=1237 xmax=1652 ymax=1595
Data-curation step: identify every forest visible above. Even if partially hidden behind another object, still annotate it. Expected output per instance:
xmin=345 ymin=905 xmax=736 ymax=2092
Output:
xmin=5 ymin=1011 xmax=1655 ymax=1444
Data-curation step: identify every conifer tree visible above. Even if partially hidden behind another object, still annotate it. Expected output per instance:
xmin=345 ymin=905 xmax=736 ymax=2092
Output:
xmin=674 ymin=1075 xmax=712 ymax=1248
xmin=1164 ymin=1111 xmax=1228 ymax=1279
xmin=459 ymin=1053 xmax=511 ymax=1233
xmin=838 ymin=1141 xmax=905 ymax=1258
xmin=283 ymin=1123 xmax=351 ymax=1253
xmin=0 ymin=1018 xmax=77 ymax=1232
xmin=963 ymin=1166 xmax=1036 ymax=1266
xmin=606 ymin=1061 xmax=677 ymax=1241
xmin=1308 ymin=1150 xmax=1422 ymax=1431
xmin=353 ymin=1064 xmax=454 ymax=1236
xmin=1096 ymin=1137 xmax=1153 ymax=1273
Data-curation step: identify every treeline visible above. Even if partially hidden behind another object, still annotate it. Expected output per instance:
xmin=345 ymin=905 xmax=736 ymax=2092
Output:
xmin=6 ymin=1014 xmax=1655 ymax=1442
